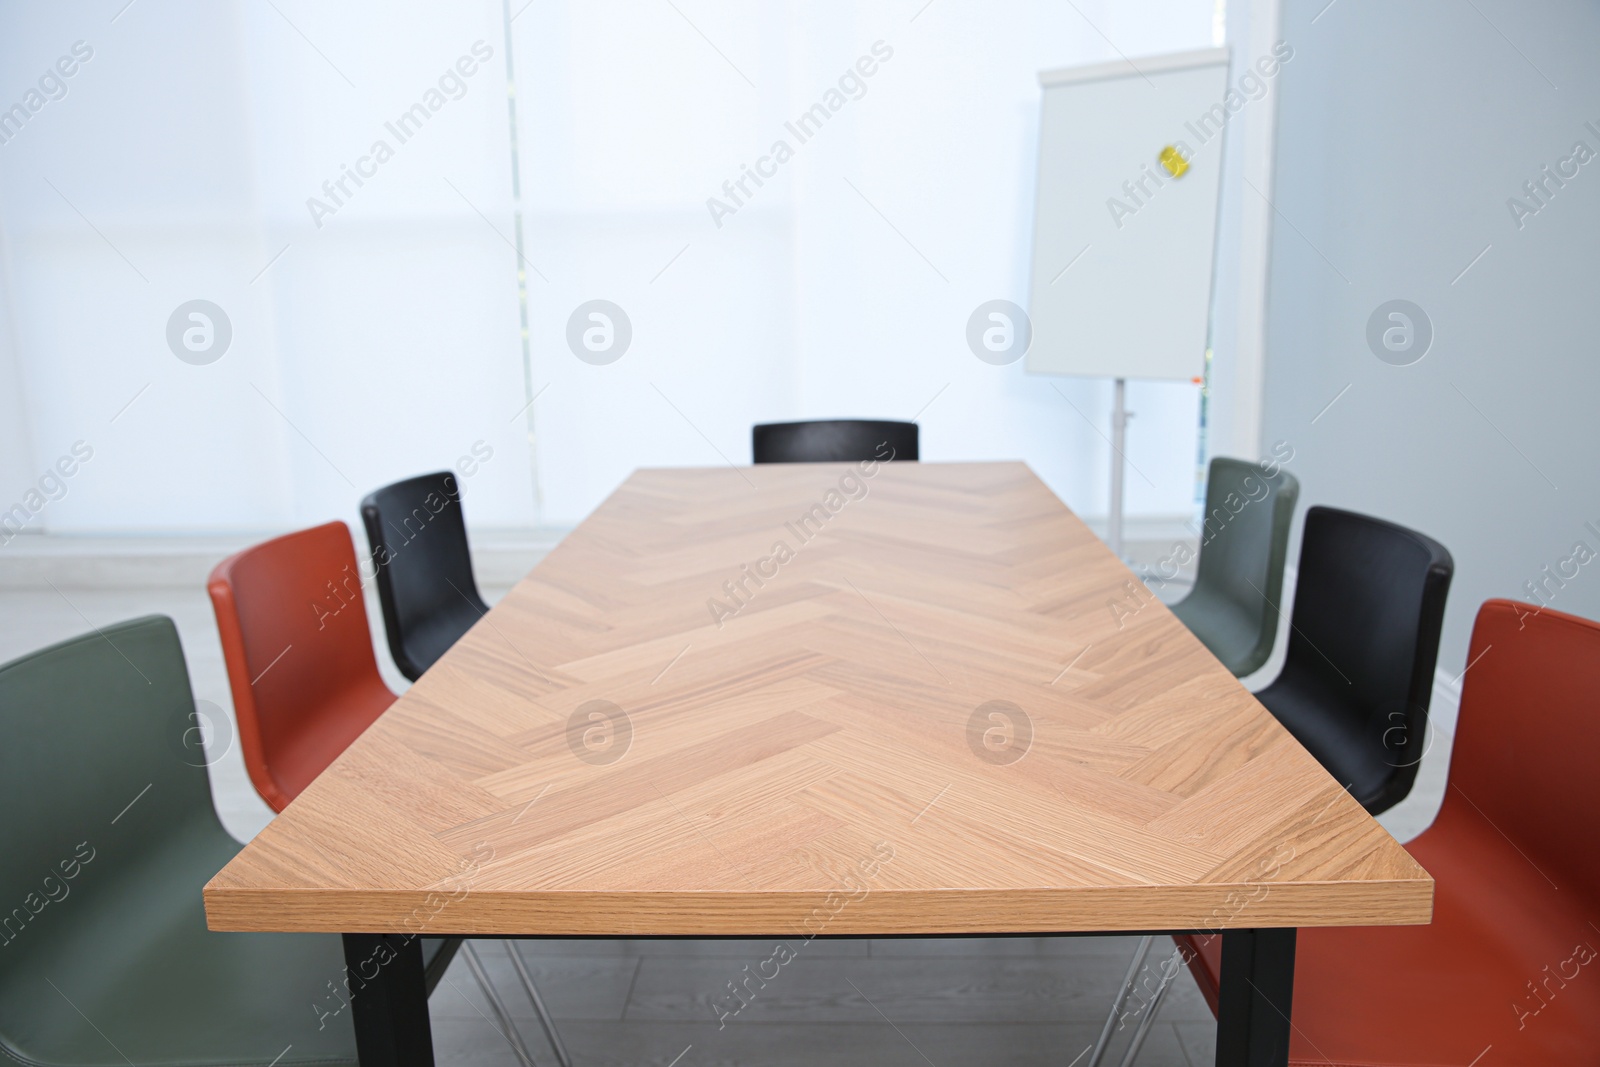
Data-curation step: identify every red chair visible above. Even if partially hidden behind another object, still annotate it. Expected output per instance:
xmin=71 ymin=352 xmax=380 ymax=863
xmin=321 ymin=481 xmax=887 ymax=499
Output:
xmin=1173 ymin=599 xmax=1600 ymax=1064
xmin=208 ymin=521 xmax=394 ymax=813
xmin=208 ymin=520 xmax=572 ymax=1067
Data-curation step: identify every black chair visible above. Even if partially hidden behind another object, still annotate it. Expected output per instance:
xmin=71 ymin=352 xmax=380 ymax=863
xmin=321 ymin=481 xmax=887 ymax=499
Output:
xmin=361 ymin=471 xmax=488 ymax=682
xmin=1258 ymin=506 xmax=1453 ymax=814
xmin=360 ymin=472 xmax=573 ymax=1067
xmin=1086 ymin=506 xmax=1453 ymax=1067
xmin=752 ymin=419 xmax=919 ymax=463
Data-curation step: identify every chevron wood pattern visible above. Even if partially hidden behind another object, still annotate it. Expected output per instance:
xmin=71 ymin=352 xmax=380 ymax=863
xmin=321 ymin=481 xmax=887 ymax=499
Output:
xmin=204 ymin=461 xmax=1432 ymax=936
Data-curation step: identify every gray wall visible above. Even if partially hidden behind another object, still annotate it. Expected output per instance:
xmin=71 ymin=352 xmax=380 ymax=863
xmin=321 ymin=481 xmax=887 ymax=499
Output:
xmin=1262 ymin=0 xmax=1600 ymax=672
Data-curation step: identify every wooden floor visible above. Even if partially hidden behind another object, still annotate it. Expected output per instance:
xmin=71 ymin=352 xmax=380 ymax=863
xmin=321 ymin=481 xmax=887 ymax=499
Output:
xmin=434 ymin=935 xmax=1216 ymax=1066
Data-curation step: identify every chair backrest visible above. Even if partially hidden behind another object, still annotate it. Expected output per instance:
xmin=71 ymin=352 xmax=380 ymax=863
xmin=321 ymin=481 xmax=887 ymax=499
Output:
xmin=1187 ymin=456 xmax=1300 ymax=675
xmin=1441 ymin=599 xmax=1600 ymax=903
xmin=360 ymin=471 xmax=486 ymax=681
xmin=208 ymin=521 xmax=392 ymax=811
xmin=0 ymin=617 xmax=216 ymax=961
xmin=752 ymin=420 xmax=919 ymax=464
xmin=1282 ymin=505 xmax=1453 ymax=809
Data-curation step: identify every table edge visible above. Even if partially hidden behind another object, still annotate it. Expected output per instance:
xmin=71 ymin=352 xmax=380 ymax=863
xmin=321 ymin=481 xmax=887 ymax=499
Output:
xmin=204 ymin=876 xmax=1434 ymax=935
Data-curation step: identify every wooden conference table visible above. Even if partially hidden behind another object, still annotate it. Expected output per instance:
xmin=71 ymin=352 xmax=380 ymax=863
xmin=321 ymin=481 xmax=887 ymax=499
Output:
xmin=205 ymin=461 xmax=1432 ymax=1067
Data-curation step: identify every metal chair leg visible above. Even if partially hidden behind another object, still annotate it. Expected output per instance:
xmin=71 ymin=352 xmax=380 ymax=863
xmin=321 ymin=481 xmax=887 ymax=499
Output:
xmin=463 ymin=941 xmax=541 ymax=1067
xmin=1087 ymin=935 xmax=1153 ymax=1067
xmin=1115 ymin=947 xmax=1181 ymax=1067
xmin=505 ymin=940 xmax=574 ymax=1067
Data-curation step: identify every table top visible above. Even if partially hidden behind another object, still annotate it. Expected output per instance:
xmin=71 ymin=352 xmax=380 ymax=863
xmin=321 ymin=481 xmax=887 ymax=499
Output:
xmin=204 ymin=461 xmax=1432 ymax=936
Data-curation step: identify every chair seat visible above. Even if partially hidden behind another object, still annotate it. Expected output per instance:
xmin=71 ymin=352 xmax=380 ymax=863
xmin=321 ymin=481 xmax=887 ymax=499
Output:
xmin=1179 ymin=809 xmax=1600 ymax=1065
xmin=1256 ymin=666 xmax=1394 ymax=810
xmin=0 ymin=818 xmax=456 ymax=1067
xmin=0 ymin=821 xmax=358 ymax=1067
xmin=1168 ymin=586 xmax=1266 ymax=677
xmin=266 ymin=675 xmax=395 ymax=807
xmin=396 ymin=599 xmax=485 ymax=680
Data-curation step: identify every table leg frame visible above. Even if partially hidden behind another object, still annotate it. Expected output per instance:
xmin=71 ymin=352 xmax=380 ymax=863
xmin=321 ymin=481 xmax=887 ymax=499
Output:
xmin=1215 ymin=927 xmax=1297 ymax=1067
xmin=342 ymin=933 xmax=436 ymax=1067
xmin=339 ymin=927 xmax=1297 ymax=1067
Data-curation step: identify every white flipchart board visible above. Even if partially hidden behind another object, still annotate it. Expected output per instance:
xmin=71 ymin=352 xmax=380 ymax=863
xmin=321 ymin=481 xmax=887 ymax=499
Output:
xmin=1027 ymin=49 xmax=1230 ymax=381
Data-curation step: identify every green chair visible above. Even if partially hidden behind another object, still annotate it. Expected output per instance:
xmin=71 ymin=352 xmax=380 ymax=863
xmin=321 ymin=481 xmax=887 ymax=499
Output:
xmin=1167 ymin=456 xmax=1299 ymax=677
xmin=1085 ymin=457 xmax=1299 ymax=1067
xmin=0 ymin=616 xmax=459 ymax=1066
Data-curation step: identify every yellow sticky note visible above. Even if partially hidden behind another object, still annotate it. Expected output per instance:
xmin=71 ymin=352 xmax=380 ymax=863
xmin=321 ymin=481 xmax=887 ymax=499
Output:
xmin=1159 ymin=145 xmax=1190 ymax=179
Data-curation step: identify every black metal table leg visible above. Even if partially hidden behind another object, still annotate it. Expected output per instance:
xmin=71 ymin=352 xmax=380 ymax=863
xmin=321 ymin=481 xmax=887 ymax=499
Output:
xmin=342 ymin=933 xmax=437 ymax=1067
xmin=1215 ymin=928 xmax=1296 ymax=1067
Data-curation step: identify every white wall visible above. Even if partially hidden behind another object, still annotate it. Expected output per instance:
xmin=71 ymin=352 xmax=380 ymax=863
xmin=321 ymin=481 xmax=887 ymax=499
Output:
xmin=1262 ymin=0 xmax=1600 ymax=671
xmin=0 ymin=0 xmax=534 ymax=534
xmin=0 ymin=0 xmax=1219 ymax=537
xmin=781 ymin=1 xmax=1212 ymax=526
